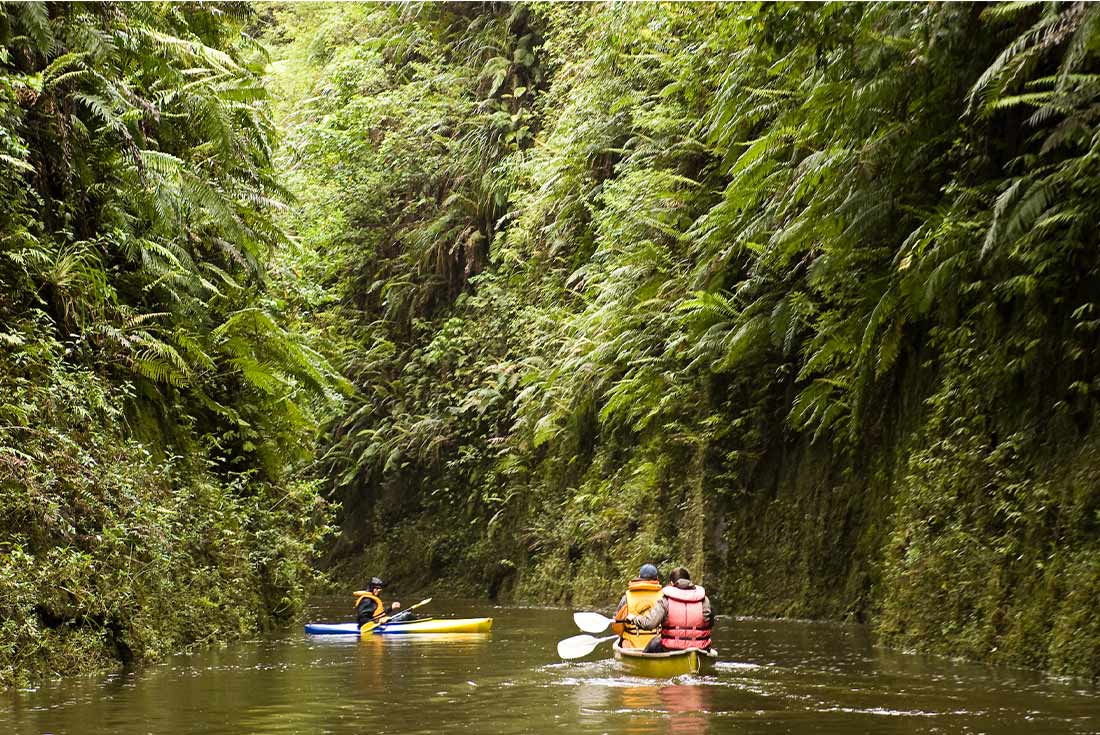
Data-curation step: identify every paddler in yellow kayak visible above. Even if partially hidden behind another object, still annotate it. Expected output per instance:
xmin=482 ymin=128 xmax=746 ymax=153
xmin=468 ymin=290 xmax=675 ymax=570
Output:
xmin=610 ymin=563 xmax=663 ymax=649
xmin=355 ymin=577 xmax=402 ymax=628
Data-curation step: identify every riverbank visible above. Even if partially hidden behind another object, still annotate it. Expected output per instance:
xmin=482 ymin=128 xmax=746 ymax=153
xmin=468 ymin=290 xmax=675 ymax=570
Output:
xmin=0 ymin=4 xmax=337 ymax=687
xmin=0 ymin=348 xmax=332 ymax=688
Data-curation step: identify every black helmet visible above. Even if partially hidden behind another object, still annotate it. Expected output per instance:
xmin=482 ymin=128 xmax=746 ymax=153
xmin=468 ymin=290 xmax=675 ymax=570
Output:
xmin=368 ymin=576 xmax=385 ymax=589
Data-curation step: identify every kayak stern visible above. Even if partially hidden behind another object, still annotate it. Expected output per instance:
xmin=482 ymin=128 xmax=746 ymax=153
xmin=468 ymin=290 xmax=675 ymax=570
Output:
xmin=612 ymin=640 xmax=717 ymax=677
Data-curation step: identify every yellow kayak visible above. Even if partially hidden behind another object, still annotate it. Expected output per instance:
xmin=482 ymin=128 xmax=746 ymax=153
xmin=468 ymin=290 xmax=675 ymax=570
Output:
xmin=612 ymin=640 xmax=717 ymax=677
xmin=360 ymin=617 xmax=493 ymax=636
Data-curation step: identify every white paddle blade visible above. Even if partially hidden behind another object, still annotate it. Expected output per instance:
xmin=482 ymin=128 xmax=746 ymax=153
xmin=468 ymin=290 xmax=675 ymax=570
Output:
xmin=557 ymin=634 xmax=617 ymax=660
xmin=573 ymin=611 xmax=613 ymax=633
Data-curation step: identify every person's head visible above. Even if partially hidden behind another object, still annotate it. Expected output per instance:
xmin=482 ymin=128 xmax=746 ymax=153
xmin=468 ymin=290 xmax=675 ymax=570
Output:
xmin=638 ymin=563 xmax=659 ymax=581
xmin=367 ymin=576 xmax=385 ymax=592
xmin=668 ymin=567 xmax=691 ymax=585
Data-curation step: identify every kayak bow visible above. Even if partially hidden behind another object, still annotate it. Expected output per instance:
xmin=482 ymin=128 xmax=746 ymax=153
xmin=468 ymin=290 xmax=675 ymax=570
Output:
xmin=367 ymin=617 xmax=493 ymax=636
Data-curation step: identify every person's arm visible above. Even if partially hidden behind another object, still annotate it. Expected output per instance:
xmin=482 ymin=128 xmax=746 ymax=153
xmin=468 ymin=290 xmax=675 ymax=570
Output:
xmin=610 ymin=594 xmax=629 ymax=636
xmin=701 ymin=596 xmax=715 ymax=627
xmin=628 ymin=598 xmax=667 ymax=631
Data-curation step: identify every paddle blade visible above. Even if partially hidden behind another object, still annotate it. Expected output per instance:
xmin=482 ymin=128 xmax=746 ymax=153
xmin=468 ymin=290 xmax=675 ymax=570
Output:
xmin=573 ymin=611 xmax=613 ymax=633
xmin=557 ymin=633 xmax=617 ymax=660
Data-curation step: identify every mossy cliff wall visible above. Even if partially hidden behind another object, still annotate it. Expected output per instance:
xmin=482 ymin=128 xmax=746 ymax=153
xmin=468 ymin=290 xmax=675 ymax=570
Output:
xmin=339 ymin=364 xmax=1100 ymax=678
xmin=275 ymin=3 xmax=1100 ymax=677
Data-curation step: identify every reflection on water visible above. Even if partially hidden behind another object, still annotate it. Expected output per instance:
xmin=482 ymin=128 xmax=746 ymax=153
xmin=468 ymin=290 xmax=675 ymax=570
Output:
xmin=662 ymin=685 xmax=710 ymax=735
xmin=571 ymin=675 xmax=712 ymax=734
xmin=572 ymin=677 xmax=611 ymax=726
xmin=607 ymin=683 xmax=711 ymax=735
xmin=2 ymin=598 xmax=1099 ymax=735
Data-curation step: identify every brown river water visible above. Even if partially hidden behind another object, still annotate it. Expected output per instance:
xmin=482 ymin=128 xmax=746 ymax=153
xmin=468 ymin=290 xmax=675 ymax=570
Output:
xmin=3 ymin=596 xmax=1100 ymax=734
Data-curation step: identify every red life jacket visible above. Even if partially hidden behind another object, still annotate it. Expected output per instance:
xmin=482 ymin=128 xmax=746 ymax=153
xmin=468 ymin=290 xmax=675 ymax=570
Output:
xmin=659 ymin=584 xmax=711 ymax=650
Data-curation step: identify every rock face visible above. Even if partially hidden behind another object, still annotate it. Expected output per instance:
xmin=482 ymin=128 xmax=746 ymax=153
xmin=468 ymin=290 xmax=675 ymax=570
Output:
xmin=294 ymin=1 xmax=1100 ymax=679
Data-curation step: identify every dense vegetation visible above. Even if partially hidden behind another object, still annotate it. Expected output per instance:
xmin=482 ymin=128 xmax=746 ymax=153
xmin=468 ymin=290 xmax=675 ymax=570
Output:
xmin=5 ymin=0 xmax=1100 ymax=686
xmin=276 ymin=1 xmax=1100 ymax=678
xmin=0 ymin=2 xmax=338 ymax=685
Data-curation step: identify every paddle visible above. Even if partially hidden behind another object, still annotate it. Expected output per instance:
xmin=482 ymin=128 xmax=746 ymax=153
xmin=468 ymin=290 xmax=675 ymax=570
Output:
xmin=556 ymin=633 xmax=619 ymax=660
xmin=362 ymin=597 xmax=433 ymax=633
xmin=573 ymin=611 xmax=621 ymax=633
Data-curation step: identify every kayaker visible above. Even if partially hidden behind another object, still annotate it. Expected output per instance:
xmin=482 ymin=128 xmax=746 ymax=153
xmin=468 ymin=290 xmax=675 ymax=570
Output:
xmin=625 ymin=566 xmax=714 ymax=653
xmin=611 ymin=563 xmax=663 ymax=649
xmin=354 ymin=577 xmax=402 ymax=627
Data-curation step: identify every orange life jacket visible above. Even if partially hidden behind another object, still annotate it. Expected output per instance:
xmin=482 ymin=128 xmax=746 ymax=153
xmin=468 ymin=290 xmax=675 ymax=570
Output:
xmin=615 ymin=579 xmax=662 ymax=649
xmin=659 ymin=584 xmax=711 ymax=650
xmin=354 ymin=590 xmax=387 ymax=623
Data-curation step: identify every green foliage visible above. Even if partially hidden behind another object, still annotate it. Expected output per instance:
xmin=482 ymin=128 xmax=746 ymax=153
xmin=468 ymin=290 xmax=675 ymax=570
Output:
xmin=0 ymin=2 xmax=338 ymax=685
xmin=1 ymin=1 xmax=343 ymax=471
xmin=279 ymin=1 xmax=1100 ymax=677
xmin=0 ymin=327 xmax=334 ymax=686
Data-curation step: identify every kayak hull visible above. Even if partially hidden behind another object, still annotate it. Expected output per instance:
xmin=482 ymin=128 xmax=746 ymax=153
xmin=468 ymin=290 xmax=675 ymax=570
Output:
xmin=363 ymin=617 xmax=493 ymax=636
xmin=612 ymin=640 xmax=717 ymax=677
xmin=304 ymin=622 xmax=360 ymax=635
xmin=304 ymin=618 xmax=493 ymax=636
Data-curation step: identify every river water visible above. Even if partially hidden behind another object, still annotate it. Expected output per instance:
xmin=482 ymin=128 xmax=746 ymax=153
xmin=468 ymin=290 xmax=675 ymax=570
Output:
xmin=3 ymin=596 xmax=1100 ymax=734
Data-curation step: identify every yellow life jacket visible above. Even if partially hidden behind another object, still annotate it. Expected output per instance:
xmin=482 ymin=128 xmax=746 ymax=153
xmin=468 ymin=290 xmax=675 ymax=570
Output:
xmin=354 ymin=590 xmax=387 ymax=623
xmin=619 ymin=579 xmax=662 ymax=649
